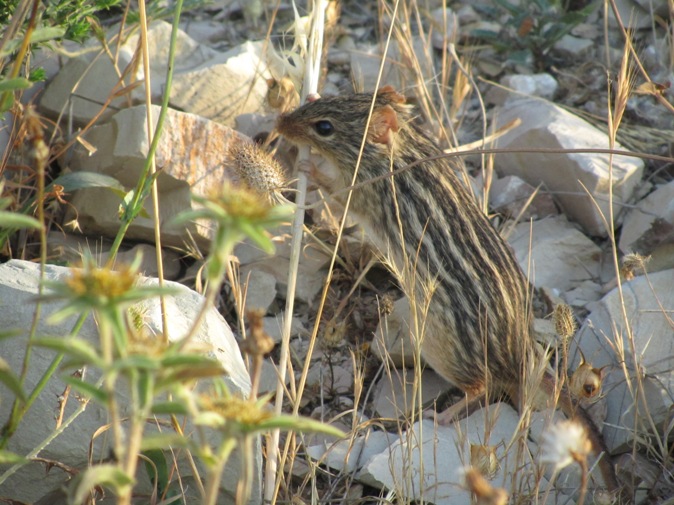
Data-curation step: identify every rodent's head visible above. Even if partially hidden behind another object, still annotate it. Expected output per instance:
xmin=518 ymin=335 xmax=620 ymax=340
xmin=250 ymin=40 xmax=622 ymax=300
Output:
xmin=276 ymin=86 xmax=414 ymax=182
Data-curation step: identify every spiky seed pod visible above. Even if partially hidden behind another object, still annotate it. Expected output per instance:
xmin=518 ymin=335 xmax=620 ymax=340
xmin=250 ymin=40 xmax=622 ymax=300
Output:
xmin=553 ymin=303 xmax=577 ymax=342
xmin=620 ymin=252 xmax=650 ymax=281
xmin=464 ymin=468 xmax=508 ymax=505
xmin=470 ymin=444 xmax=499 ymax=479
xmin=230 ymin=141 xmax=286 ymax=200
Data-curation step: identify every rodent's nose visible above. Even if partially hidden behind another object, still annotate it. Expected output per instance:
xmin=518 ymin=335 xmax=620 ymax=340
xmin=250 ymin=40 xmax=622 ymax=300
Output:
xmin=276 ymin=113 xmax=300 ymax=141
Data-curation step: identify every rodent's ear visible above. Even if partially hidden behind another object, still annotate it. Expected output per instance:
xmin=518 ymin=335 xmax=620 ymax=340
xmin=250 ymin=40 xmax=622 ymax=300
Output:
xmin=377 ymin=85 xmax=406 ymax=104
xmin=368 ymin=104 xmax=399 ymax=146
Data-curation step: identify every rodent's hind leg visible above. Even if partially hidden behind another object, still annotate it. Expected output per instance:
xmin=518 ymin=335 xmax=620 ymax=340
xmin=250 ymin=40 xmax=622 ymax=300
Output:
xmin=430 ymin=392 xmax=487 ymax=426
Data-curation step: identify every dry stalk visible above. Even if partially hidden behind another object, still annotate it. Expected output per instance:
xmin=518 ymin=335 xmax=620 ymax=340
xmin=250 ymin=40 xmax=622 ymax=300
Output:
xmin=136 ymin=0 xmax=169 ymax=341
xmin=265 ymin=2 xmax=329 ymax=503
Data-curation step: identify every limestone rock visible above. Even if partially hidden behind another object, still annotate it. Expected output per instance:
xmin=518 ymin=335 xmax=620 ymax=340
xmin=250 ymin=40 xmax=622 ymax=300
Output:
xmin=508 ymin=216 xmax=602 ymax=294
xmin=261 ymin=315 xmax=306 ymax=344
xmin=489 ymin=73 xmax=558 ymax=105
xmin=65 ymin=104 xmax=248 ymax=248
xmin=46 ymin=231 xmax=183 ymax=279
xmin=349 ymin=38 xmax=432 ymax=92
xmin=553 ymin=35 xmax=593 ymax=57
xmin=493 ymin=99 xmax=643 ymax=237
xmin=306 ymin=430 xmax=393 ymax=473
xmin=430 ymin=8 xmax=459 ymax=50
xmin=236 ymin=229 xmax=330 ymax=307
xmin=357 ymin=406 xmax=534 ymax=505
xmin=571 ymin=269 xmax=674 ymax=452
xmin=40 ymin=21 xmax=219 ymax=125
xmin=169 ymin=40 xmax=270 ymax=126
xmin=608 ymin=0 xmax=670 ymax=29
xmin=40 ymin=21 xmax=269 ymax=128
xmin=619 ymin=181 xmax=674 ymax=272
xmin=372 ymin=368 xmax=450 ymax=420
xmin=241 ymin=268 xmax=278 ymax=313
xmin=489 ymin=174 xmax=558 ymax=220
xmin=0 ymin=259 xmax=259 ymax=504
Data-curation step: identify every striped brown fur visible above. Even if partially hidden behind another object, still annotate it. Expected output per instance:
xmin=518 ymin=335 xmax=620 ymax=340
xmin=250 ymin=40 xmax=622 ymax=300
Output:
xmin=277 ymin=88 xmax=531 ymax=396
xmin=277 ymin=87 xmax=624 ymax=498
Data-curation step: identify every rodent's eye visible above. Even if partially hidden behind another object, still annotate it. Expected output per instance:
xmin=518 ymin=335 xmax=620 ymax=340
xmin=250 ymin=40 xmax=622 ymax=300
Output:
xmin=313 ymin=120 xmax=334 ymax=137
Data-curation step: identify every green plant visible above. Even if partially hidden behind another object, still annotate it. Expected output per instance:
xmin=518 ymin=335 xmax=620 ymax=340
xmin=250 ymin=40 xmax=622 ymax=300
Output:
xmin=472 ymin=0 xmax=599 ymax=70
xmin=0 ymin=183 xmax=339 ymax=504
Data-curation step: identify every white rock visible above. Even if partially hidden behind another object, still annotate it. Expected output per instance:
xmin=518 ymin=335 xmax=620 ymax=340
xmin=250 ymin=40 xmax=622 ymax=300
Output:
xmin=179 ymin=18 xmax=228 ymax=45
xmin=238 ymin=231 xmax=330 ymax=307
xmin=0 ymin=259 xmax=258 ymax=504
xmin=372 ymin=368 xmax=450 ymax=420
xmin=489 ymin=174 xmax=558 ymax=219
xmin=455 ymin=5 xmax=479 ymax=25
xmin=571 ymin=269 xmax=674 ymax=451
xmin=527 ymin=409 xmax=607 ymax=493
xmin=533 ymin=317 xmax=557 ymax=347
xmin=357 ymin=405 xmax=529 ymax=505
xmin=563 ymin=279 xmax=603 ymax=307
xmin=234 ymin=113 xmax=277 ymax=142
xmin=508 ymin=216 xmax=602 ymax=293
xmin=430 ymin=8 xmax=459 ymax=50
xmin=46 ymin=232 xmax=182 ymax=279
xmin=349 ymin=38 xmax=432 ymax=92
xmin=240 ymin=268 xmax=277 ymax=313
xmin=169 ymin=40 xmax=270 ymax=126
xmin=493 ymin=99 xmax=644 ymax=237
xmin=257 ymin=358 xmax=289 ymax=395
xmin=306 ymin=357 xmax=354 ymax=396
xmin=608 ymin=0 xmax=668 ymax=29
xmin=553 ymin=35 xmax=593 ymax=56
xmin=306 ymin=430 xmax=393 ymax=473
xmin=40 ymin=21 xmax=269 ymax=128
xmin=40 ymin=21 xmax=218 ymax=125
xmin=619 ymin=180 xmax=674 ymax=256
xmin=491 ymin=73 xmax=558 ymax=105
xmin=66 ymin=104 xmax=249 ymax=248
xmin=261 ymin=315 xmax=306 ymax=344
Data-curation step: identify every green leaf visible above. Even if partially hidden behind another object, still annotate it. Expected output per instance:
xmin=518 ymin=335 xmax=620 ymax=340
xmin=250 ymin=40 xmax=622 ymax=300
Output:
xmin=0 ymin=211 xmax=42 ymax=230
xmin=469 ymin=29 xmax=501 ymax=41
xmin=28 ymin=26 xmax=67 ymax=45
xmin=0 ymin=27 xmax=67 ymax=58
xmin=62 ymin=376 xmax=109 ymax=404
xmin=112 ymin=355 xmax=161 ymax=372
xmin=140 ymin=434 xmax=190 ymax=452
xmin=142 ymin=449 xmax=169 ymax=495
xmin=33 ymin=337 xmax=103 ymax=368
xmin=150 ymin=401 xmax=189 ymax=416
xmin=68 ymin=464 xmax=134 ymax=504
xmin=49 ymin=171 xmax=125 ymax=192
xmin=160 ymin=354 xmax=224 ymax=369
xmin=0 ymin=450 xmax=27 ymax=465
xmin=29 ymin=67 xmax=47 ymax=82
xmin=0 ymin=357 xmax=26 ymax=403
xmin=255 ymin=415 xmax=346 ymax=439
xmin=0 ymin=78 xmax=32 ymax=93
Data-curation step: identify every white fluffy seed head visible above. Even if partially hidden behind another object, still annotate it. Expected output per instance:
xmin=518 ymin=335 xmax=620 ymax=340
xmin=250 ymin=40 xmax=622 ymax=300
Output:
xmin=540 ymin=420 xmax=591 ymax=470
